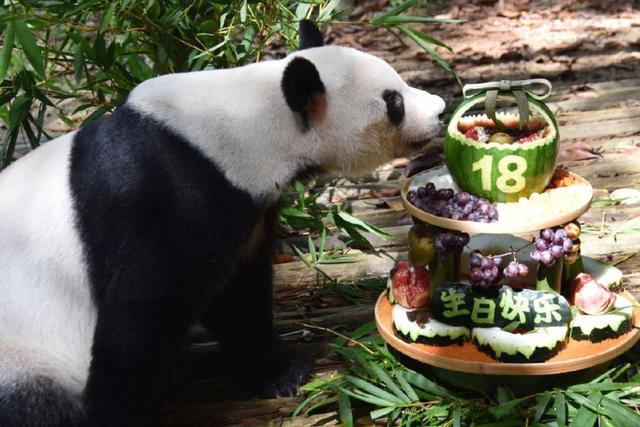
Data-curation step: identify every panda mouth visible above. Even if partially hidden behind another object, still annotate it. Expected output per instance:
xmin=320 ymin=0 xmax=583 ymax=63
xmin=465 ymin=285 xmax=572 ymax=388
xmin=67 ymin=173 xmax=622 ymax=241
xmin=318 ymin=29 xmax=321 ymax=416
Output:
xmin=399 ymin=120 xmax=443 ymax=152
xmin=404 ymin=129 xmax=440 ymax=148
xmin=405 ymin=137 xmax=431 ymax=147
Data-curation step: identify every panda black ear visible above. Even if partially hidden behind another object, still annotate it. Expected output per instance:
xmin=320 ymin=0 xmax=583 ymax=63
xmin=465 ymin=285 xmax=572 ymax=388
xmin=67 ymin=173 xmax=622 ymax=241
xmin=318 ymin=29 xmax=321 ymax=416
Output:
xmin=299 ymin=20 xmax=324 ymax=50
xmin=281 ymin=56 xmax=326 ymax=125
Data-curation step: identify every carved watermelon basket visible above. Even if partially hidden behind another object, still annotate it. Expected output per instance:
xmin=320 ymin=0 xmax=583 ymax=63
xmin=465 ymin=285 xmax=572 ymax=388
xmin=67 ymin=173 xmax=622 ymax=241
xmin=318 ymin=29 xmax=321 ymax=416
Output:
xmin=375 ymin=80 xmax=640 ymax=380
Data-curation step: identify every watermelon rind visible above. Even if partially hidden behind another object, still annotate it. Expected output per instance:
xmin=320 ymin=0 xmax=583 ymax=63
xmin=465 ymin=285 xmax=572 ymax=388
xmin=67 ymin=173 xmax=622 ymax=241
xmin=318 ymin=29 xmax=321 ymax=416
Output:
xmin=471 ymin=325 xmax=568 ymax=363
xmin=392 ymin=303 xmax=470 ymax=346
xmin=571 ymin=294 xmax=633 ymax=343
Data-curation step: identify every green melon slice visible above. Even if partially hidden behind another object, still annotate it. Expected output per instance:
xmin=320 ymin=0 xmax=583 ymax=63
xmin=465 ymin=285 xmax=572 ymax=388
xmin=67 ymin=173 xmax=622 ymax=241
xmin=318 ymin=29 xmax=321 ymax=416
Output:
xmin=392 ymin=304 xmax=470 ymax=346
xmin=444 ymin=93 xmax=559 ymax=203
xmin=471 ymin=325 xmax=568 ymax=363
xmin=571 ymin=295 xmax=634 ymax=343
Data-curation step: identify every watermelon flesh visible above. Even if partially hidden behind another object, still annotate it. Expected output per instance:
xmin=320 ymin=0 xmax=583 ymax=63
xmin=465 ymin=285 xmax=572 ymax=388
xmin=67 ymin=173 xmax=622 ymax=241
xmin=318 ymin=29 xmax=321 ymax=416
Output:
xmin=458 ymin=113 xmax=551 ymax=145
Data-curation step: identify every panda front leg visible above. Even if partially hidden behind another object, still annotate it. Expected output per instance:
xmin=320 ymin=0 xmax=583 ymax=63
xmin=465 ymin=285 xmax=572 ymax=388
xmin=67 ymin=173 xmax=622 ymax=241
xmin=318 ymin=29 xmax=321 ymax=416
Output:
xmin=202 ymin=240 xmax=313 ymax=397
xmin=83 ymin=277 xmax=199 ymax=426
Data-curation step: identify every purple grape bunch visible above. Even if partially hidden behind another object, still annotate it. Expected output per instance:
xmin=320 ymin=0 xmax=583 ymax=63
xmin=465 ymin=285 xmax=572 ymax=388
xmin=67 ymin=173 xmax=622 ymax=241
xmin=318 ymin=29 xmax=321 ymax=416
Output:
xmin=503 ymin=261 xmax=529 ymax=278
xmin=434 ymin=232 xmax=470 ymax=255
xmin=469 ymin=250 xmax=502 ymax=287
xmin=530 ymin=228 xmax=574 ymax=266
xmin=406 ymin=182 xmax=498 ymax=223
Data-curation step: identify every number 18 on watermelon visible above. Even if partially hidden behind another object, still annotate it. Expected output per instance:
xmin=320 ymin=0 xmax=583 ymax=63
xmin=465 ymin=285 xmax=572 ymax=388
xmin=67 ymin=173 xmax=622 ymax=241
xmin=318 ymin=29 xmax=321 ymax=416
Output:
xmin=444 ymin=79 xmax=559 ymax=203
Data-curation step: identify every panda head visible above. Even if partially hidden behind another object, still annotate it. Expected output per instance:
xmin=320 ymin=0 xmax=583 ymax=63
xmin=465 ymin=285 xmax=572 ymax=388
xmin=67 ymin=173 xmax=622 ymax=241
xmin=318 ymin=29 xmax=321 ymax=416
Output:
xmin=281 ymin=20 xmax=445 ymax=175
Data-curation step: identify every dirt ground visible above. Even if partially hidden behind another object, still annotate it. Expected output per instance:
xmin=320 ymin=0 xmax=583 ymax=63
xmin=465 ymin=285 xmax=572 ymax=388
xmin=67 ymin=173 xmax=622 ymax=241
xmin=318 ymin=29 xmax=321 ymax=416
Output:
xmin=330 ymin=0 xmax=640 ymax=99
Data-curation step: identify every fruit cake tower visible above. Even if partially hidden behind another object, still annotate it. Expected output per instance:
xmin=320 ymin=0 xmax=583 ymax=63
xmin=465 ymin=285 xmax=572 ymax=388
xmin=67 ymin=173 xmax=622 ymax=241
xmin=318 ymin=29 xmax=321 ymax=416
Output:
xmin=381 ymin=80 xmax=636 ymax=365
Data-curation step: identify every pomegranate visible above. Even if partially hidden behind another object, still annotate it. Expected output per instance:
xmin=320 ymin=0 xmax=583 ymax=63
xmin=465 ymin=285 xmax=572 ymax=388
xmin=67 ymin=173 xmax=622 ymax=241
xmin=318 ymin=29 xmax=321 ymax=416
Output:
xmin=574 ymin=273 xmax=616 ymax=315
xmin=391 ymin=261 xmax=430 ymax=308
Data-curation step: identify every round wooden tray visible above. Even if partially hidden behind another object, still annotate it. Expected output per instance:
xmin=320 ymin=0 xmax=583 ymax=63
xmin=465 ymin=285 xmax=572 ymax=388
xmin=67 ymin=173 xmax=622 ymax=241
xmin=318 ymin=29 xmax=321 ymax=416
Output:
xmin=401 ymin=167 xmax=593 ymax=235
xmin=376 ymin=291 xmax=640 ymax=376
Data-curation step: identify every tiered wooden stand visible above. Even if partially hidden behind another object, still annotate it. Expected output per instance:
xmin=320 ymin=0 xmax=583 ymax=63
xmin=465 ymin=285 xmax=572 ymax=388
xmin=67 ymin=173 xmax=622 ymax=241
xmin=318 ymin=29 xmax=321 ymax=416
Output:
xmin=375 ymin=167 xmax=640 ymax=376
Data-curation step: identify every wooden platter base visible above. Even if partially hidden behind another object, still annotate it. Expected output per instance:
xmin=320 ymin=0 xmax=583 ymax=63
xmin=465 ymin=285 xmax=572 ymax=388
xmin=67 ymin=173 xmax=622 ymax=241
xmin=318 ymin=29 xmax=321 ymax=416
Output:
xmin=375 ymin=291 xmax=640 ymax=376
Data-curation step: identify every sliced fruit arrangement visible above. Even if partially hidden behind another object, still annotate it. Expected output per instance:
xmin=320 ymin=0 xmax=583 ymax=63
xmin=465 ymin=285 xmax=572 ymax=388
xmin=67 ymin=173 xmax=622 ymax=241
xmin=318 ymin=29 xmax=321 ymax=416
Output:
xmin=392 ymin=304 xmax=470 ymax=346
xmin=458 ymin=114 xmax=550 ymax=145
xmin=430 ymin=282 xmax=571 ymax=328
xmin=468 ymin=250 xmax=502 ymax=287
xmin=389 ymin=260 xmax=430 ymax=309
xmin=407 ymin=223 xmax=436 ymax=267
xmin=494 ymin=170 xmax=592 ymax=227
xmin=444 ymin=91 xmax=559 ymax=203
xmin=532 ymin=227 xmax=576 ymax=293
xmin=571 ymin=294 xmax=634 ymax=343
xmin=573 ymin=273 xmax=616 ymax=315
xmin=406 ymin=182 xmax=498 ymax=223
xmin=472 ymin=325 xmax=568 ymax=363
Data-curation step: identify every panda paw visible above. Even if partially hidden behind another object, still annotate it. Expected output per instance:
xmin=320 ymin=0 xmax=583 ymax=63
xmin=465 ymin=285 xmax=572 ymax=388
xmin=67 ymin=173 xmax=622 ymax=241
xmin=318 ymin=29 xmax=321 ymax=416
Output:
xmin=260 ymin=340 xmax=313 ymax=398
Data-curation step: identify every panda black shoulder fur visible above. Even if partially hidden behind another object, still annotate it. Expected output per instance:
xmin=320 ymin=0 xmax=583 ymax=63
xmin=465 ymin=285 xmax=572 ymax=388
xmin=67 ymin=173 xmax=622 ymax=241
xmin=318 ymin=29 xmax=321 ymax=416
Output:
xmin=0 ymin=21 xmax=444 ymax=426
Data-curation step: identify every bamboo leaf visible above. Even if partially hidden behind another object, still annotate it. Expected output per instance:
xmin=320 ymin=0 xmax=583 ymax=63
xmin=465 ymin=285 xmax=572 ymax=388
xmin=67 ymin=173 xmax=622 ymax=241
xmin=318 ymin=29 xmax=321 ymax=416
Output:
xmin=369 ymin=363 xmax=410 ymax=403
xmin=569 ymin=406 xmax=597 ymax=427
xmin=454 ymin=401 xmax=461 ymax=427
xmin=292 ymin=390 xmax=323 ymax=417
xmin=400 ymin=371 xmax=457 ymax=399
xmin=410 ymin=28 xmax=453 ymax=51
xmin=370 ymin=0 xmax=417 ymax=24
xmin=370 ymin=406 xmax=395 ymax=420
xmin=308 ymin=236 xmax=317 ymax=262
xmin=565 ymin=391 xmax=604 ymax=415
xmin=489 ymin=397 xmax=527 ymax=420
xmin=73 ymin=42 xmax=84 ymax=83
xmin=343 ymin=376 xmax=404 ymax=405
xmin=534 ymin=392 xmax=552 ymax=423
xmin=337 ymin=391 xmax=353 ymax=427
xmin=292 ymin=244 xmax=311 ymax=267
xmin=240 ymin=0 xmax=248 ymax=23
xmin=555 ymin=391 xmax=566 ymax=427
xmin=6 ymin=95 xmax=31 ymax=134
xmin=600 ymin=397 xmax=640 ymax=427
xmin=394 ymin=370 xmax=419 ymax=402
xmin=99 ymin=2 xmax=117 ymax=33
xmin=13 ymin=19 xmax=45 ymax=79
xmin=338 ymin=386 xmax=397 ymax=407
xmin=318 ymin=0 xmax=342 ymax=22
xmin=318 ymin=228 xmax=327 ymax=255
xmin=376 ymin=15 xmax=465 ymax=25
xmin=569 ymin=382 xmax=639 ymax=393
xmin=335 ymin=210 xmax=392 ymax=239
xmin=81 ymin=106 xmax=109 ymax=126
xmin=0 ymin=20 xmax=15 ymax=82
xmin=351 ymin=321 xmax=377 ymax=339
xmin=398 ymin=25 xmax=462 ymax=87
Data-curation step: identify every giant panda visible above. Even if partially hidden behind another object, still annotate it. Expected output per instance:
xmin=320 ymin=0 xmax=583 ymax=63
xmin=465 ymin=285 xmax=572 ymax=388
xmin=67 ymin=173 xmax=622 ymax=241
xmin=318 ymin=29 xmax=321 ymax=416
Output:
xmin=0 ymin=20 xmax=445 ymax=426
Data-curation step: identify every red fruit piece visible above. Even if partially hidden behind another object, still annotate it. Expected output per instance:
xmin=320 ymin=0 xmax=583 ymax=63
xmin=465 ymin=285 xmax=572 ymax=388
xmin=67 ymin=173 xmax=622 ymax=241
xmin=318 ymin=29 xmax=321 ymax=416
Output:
xmin=569 ymin=272 xmax=593 ymax=304
xmin=574 ymin=275 xmax=616 ymax=315
xmin=517 ymin=131 xmax=541 ymax=144
xmin=391 ymin=261 xmax=430 ymax=308
xmin=464 ymin=128 xmax=479 ymax=141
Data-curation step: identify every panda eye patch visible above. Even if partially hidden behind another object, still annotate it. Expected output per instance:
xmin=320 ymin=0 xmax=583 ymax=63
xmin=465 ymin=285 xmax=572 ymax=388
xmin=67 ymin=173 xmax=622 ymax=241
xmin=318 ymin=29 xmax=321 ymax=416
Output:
xmin=382 ymin=90 xmax=404 ymax=127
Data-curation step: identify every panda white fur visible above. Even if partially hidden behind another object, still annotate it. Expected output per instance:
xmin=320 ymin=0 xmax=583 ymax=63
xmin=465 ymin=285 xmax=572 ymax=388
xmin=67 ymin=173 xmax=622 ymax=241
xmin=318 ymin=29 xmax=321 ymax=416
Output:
xmin=0 ymin=21 xmax=444 ymax=426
